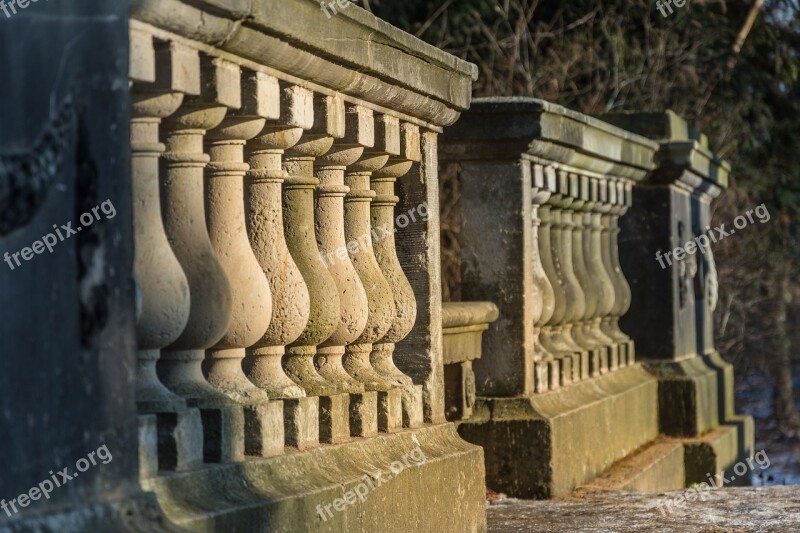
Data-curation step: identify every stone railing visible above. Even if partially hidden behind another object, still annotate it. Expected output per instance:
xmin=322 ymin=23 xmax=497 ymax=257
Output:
xmin=440 ymin=98 xmax=658 ymax=397
xmin=125 ymin=0 xmax=486 ymax=530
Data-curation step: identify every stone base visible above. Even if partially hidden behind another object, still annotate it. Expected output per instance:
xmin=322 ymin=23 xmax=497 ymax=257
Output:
xmin=641 ymin=357 xmax=720 ymax=437
xmin=350 ymin=392 xmax=378 ymax=437
xmin=0 ymin=491 xmax=183 ymax=533
xmin=244 ymin=401 xmax=284 ymax=457
xmin=284 ymin=397 xmax=320 ymax=450
xmin=402 ymin=385 xmax=424 ymax=428
xmin=198 ymin=404 xmax=245 ymax=463
xmin=319 ymin=394 xmax=350 ymax=445
xmin=141 ymin=424 xmax=486 ymax=532
xmin=458 ymin=364 xmax=659 ymax=498
xmin=684 ymin=421 xmax=755 ymax=487
xmin=150 ymin=408 xmax=204 ymax=472
xmin=576 ymin=437 xmax=685 ymax=494
xmin=377 ymin=389 xmax=402 ymax=433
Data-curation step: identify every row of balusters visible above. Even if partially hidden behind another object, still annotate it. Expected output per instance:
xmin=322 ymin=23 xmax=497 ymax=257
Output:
xmin=131 ymin=48 xmax=423 ymax=468
xmin=529 ymin=163 xmax=634 ymax=392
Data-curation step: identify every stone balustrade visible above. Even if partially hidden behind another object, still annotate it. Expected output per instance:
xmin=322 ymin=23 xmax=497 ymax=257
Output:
xmin=124 ymin=1 xmax=486 ymax=530
xmin=440 ymin=98 xmax=663 ymax=498
xmin=440 ymin=98 xmax=655 ymax=398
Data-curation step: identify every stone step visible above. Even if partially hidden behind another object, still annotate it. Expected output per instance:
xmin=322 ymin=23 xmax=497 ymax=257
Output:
xmin=575 ymin=437 xmax=685 ymax=494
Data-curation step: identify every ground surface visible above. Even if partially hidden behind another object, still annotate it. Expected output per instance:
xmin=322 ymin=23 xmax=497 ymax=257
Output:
xmin=486 ymin=486 xmax=800 ymax=532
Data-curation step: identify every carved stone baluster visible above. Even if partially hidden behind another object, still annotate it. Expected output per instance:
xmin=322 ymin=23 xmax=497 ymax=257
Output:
xmin=544 ymin=172 xmax=584 ymax=384
xmin=283 ymin=92 xmax=351 ymax=444
xmin=159 ymin=52 xmax=241 ymax=463
xmin=314 ymin=106 xmax=370 ymax=397
xmin=569 ymin=174 xmax=601 ymax=381
xmin=530 ymin=163 xmax=556 ymax=393
xmin=583 ymin=177 xmax=617 ymax=377
xmin=343 ymin=109 xmax=399 ymax=435
xmin=204 ymin=66 xmax=284 ymax=458
xmin=130 ymin=34 xmax=201 ymax=472
xmin=371 ymin=121 xmax=424 ymax=428
xmin=242 ymin=79 xmax=309 ymax=402
xmin=607 ymin=180 xmax=634 ymax=366
xmin=600 ymin=179 xmax=623 ymax=371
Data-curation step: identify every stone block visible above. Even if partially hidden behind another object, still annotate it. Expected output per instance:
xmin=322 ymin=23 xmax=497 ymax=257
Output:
xmin=319 ymin=393 xmax=350 ymax=444
xmin=378 ymin=388 xmax=403 ymax=433
xmin=284 ymin=397 xmax=319 ymax=451
xmin=444 ymin=361 xmax=475 ymax=421
xmin=349 ymin=391 xmax=378 ymax=437
xmin=402 ymin=384 xmax=425 ymax=428
xmin=155 ymin=408 xmax=204 ymax=472
xmin=199 ymin=404 xmax=246 ymax=463
xmin=243 ymin=400 xmax=284 ymax=457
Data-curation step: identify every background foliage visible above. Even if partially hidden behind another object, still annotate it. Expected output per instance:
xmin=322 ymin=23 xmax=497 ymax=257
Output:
xmin=360 ymin=0 xmax=800 ymax=428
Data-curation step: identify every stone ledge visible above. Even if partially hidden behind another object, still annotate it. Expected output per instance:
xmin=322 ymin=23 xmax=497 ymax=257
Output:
xmin=459 ymin=364 xmax=659 ymax=498
xmin=142 ymin=423 xmax=486 ymax=532
xmin=684 ymin=421 xmax=755 ymax=487
xmin=575 ymin=437 xmax=685 ymax=494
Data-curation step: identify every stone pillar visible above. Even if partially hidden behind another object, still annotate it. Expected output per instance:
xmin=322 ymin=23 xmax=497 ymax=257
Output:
xmin=158 ymin=52 xmax=242 ymax=463
xmin=130 ymin=34 xmax=202 ymax=473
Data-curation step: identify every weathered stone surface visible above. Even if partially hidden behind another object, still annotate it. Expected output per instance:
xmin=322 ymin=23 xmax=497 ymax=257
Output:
xmin=486 ymin=486 xmax=800 ymax=532
xmin=141 ymin=425 xmax=486 ymax=532
xmin=460 ymin=365 xmax=659 ymax=498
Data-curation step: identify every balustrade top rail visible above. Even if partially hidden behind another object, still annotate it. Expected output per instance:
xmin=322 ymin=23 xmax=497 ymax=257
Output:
xmin=130 ymin=0 xmax=477 ymax=128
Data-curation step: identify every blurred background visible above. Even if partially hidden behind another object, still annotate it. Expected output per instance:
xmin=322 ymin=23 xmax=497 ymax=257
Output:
xmin=351 ymin=0 xmax=800 ymax=484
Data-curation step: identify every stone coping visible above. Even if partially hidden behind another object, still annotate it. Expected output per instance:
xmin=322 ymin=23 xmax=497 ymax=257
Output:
xmin=130 ymin=0 xmax=477 ymax=128
xmin=440 ymin=97 xmax=659 ymax=181
xmin=442 ymin=301 xmax=500 ymax=329
xmin=601 ymin=111 xmax=730 ymax=192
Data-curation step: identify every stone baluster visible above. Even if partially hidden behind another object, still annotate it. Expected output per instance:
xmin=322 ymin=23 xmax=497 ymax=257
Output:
xmin=609 ymin=180 xmax=634 ymax=366
xmin=242 ymin=79 xmax=309 ymax=402
xmin=204 ymin=66 xmax=284 ymax=458
xmin=130 ymin=33 xmax=201 ymax=472
xmin=530 ymin=163 xmax=557 ymax=393
xmin=314 ymin=106 xmax=370 ymax=398
xmin=343 ymin=110 xmax=400 ymax=434
xmin=568 ymin=173 xmax=607 ymax=381
xmin=282 ymin=92 xmax=352 ymax=444
xmin=583 ymin=177 xmax=617 ymax=377
xmin=544 ymin=172 xmax=585 ymax=384
xmin=371 ymin=121 xmax=424 ymax=429
xmin=158 ymin=51 xmax=241 ymax=463
xmin=599 ymin=179 xmax=632 ymax=370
